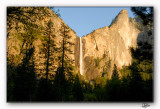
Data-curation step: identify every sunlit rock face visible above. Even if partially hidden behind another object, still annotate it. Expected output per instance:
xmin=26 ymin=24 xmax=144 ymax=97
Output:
xmin=7 ymin=8 xmax=80 ymax=79
xmin=82 ymin=9 xmax=140 ymax=79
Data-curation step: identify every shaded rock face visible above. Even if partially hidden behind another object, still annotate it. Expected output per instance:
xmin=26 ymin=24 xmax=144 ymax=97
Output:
xmin=137 ymin=30 xmax=153 ymax=45
xmin=82 ymin=9 xmax=140 ymax=79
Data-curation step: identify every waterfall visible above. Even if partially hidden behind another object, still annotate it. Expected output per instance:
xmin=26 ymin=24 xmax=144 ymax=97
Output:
xmin=80 ymin=37 xmax=83 ymax=75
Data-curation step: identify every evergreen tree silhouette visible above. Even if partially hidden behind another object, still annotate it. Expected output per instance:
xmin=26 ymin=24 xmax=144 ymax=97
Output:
xmin=112 ymin=64 xmax=119 ymax=80
xmin=39 ymin=19 xmax=57 ymax=80
xmin=131 ymin=7 xmax=153 ymax=26
xmin=13 ymin=47 xmax=36 ymax=101
xmin=54 ymin=67 xmax=67 ymax=101
xmin=58 ymin=23 xmax=74 ymax=75
xmin=72 ymin=75 xmax=84 ymax=101
xmin=53 ymin=23 xmax=74 ymax=101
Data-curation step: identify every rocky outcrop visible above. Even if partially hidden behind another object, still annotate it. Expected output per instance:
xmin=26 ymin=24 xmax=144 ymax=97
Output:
xmin=82 ymin=9 xmax=140 ymax=79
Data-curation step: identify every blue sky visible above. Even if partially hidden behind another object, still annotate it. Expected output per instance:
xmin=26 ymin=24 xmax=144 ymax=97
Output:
xmin=54 ymin=7 xmax=135 ymax=37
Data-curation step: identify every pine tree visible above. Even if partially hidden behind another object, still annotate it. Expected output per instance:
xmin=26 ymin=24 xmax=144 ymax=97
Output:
xmin=53 ymin=23 xmax=75 ymax=101
xmin=57 ymin=22 xmax=75 ymax=81
xmin=72 ymin=75 xmax=84 ymax=101
xmin=39 ymin=19 xmax=57 ymax=80
xmin=112 ymin=64 xmax=119 ymax=79
xmin=13 ymin=47 xmax=36 ymax=101
xmin=35 ymin=19 xmax=57 ymax=101
xmin=8 ymin=19 xmax=39 ymax=101
xmin=131 ymin=7 xmax=153 ymax=26
xmin=129 ymin=62 xmax=144 ymax=101
xmin=19 ymin=22 xmax=41 ymax=55
xmin=54 ymin=67 xmax=66 ymax=101
xmin=58 ymin=23 xmax=74 ymax=75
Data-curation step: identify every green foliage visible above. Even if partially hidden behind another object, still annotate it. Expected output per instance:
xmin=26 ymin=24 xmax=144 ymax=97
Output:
xmin=39 ymin=19 xmax=57 ymax=80
xmin=53 ymin=67 xmax=67 ymax=101
xmin=129 ymin=41 xmax=153 ymax=81
xmin=35 ymin=79 xmax=55 ymax=101
xmin=131 ymin=7 xmax=153 ymax=26
xmin=120 ymin=66 xmax=131 ymax=77
xmin=57 ymin=22 xmax=75 ymax=79
xmin=10 ymin=47 xmax=37 ymax=101
xmin=99 ymin=62 xmax=152 ymax=102
xmin=112 ymin=64 xmax=119 ymax=79
xmin=72 ymin=75 xmax=84 ymax=101
xmin=104 ymin=79 xmax=121 ymax=101
xmin=94 ymin=77 xmax=107 ymax=87
xmin=84 ymin=93 xmax=97 ymax=101
xmin=7 ymin=63 xmax=17 ymax=101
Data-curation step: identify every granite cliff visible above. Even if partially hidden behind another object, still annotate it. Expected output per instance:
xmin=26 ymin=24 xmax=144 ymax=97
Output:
xmin=81 ymin=9 xmax=140 ymax=79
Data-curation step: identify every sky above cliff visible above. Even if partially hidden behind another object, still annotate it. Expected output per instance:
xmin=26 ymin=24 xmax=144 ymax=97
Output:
xmin=54 ymin=7 xmax=135 ymax=37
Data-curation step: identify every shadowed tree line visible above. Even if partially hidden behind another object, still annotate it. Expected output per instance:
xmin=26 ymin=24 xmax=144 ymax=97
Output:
xmin=7 ymin=47 xmax=153 ymax=102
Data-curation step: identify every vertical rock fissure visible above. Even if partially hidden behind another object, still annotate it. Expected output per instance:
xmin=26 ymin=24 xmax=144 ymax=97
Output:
xmin=80 ymin=37 xmax=83 ymax=75
xmin=93 ymin=35 xmax=98 ymax=50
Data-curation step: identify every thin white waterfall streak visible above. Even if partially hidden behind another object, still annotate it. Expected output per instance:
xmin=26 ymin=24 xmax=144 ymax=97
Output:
xmin=80 ymin=37 xmax=83 ymax=75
